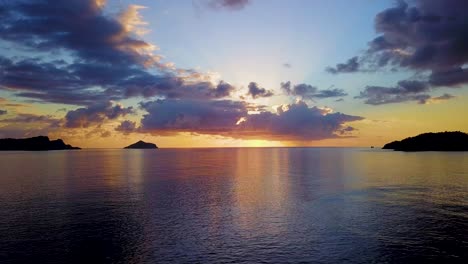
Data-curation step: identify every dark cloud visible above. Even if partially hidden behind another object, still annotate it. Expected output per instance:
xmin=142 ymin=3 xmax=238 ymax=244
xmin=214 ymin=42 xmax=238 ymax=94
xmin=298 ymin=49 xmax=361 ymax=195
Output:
xmin=281 ymin=82 xmax=317 ymax=98
xmin=0 ymin=0 xmax=366 ymax=142
xmin=0 ymin=113 xmax=60 ymax=126
xmin=339 ymin=126 xmax=356 ymax=135
xmin=236 ymin=101 xmax=363 ymax=140
xmin=429 ymin=67 xmax=468 ymax=87
xmin=326 ymin=57 xmax=360 ymax=74
xmin=329 ymin=0 xmax=468 ymax=75
xmin=139 ymin=99 xmax=363 ymax=140
xmin=208 ymin=81 xmax=236 ymax=98
xmin=353 ymin=80 xmax=457 ymax=105
xmin=0 ymin=1 xmax=231 ymax=106
xmin=327 ymin=0 xmax=468 ymax=100
xmin=430 ymin=93 xmax=456 ymax=102
xmin=64 ymin=101 xmax=134 ymax=128
xmin=355 ymin=80 xmax=431 ymax=105
xmin=0 ymin=126 xmax=54 ymax=139
xmin=0 ymin=55 xmax=235 ymax=105
xmin=140 ymin=99 xmax=247 ymax=134
xmin=0 ymin=113 xmax=62 ymax=138
xmin=369 ymin=0 xmax=468 ymax=72
xmin=283 ymin=63 xmax=292 ymax=68
xmin=247 ymin=82 xmax=274 ymax=99
xmin=356 ymin=89 xmax=430 ymax=105
xmin=207 ymin=0 xmax=251 ymax=10
xmin=313 ymin=89 xmax=348 ymax=99
xmin=115 ymin=120 xmax=137 ymax=135
xmin=281 ymin=81 xmax=348 ymax=99
xmin=163 ymin=81 xmax=235 ymax=99
xmin=0 ymin=109 xmax=6 ymax=115
xmin=0 ymin=0 xmax=159 ymax=66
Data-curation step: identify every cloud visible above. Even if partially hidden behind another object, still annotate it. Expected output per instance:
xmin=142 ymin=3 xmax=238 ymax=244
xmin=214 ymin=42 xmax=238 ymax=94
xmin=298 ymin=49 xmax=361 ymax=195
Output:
xmin=355 ymin=80 xmax=431 ymax=105
xmin=0 ymin=0 xmax=365 ymax=143
xmin=425 ymin=93 xmax=456 ymax=104
xmin=64 ymin=101 xmax=134 ymax=128
xmin=326 ymin=57 xmax=360 ymax=74
xmin=139 ymin=99 xmax=363 ymax=140
xmin=283 ymin=63 xmax=292 ymax=68
xmin=205 ymin=0 xmax=251 ymax=10
xmin=0 ymin=113 xmax=60 ymax=125
xmin=247 ymin=82 xmax=274 ymax=99
xmin=329 ymin=1 xmax=468 ymax=75
xmin=140 ymin=99 xmax=247 ymax=134
xmin=432 ymin=93 xmax=455 ymax=101
xmin=429 ymin=67 xmax=468 ymax=87
xmin=0 ymin=55 xmax=235 ymax=105
xmin=236 ymin=101 xmax=364 ymax=140
xmin=115 ymin=120 xmax=137 ymax=135
xmin=0 ymin=1 xmax=226 ymax=106
xmin=0 ymin=110 xmax=6 ymax=115
xmin=354 ymin=80 xmax=457 ymax=105
xmin=0 ymin=113 xmax=62 ymax=138
xmin=281 ymin=81 xmax=348 ymax=99
xmin=208 ymin=81 xmax=236 ymax=98
xmin=313 ymin=89 xmax=348 ymax=98
xmin=369 ymin=0 xmax=468 ymax=72
xmin=0 ymin=0 xmax=162 ymax=67
xmin=356 ymin=88 xmax=430 ymax=105
xmin=339 ymin=126 xmax=356 ymax=135
xmin=101 ymin=130 xmax=112 ymax=138
xmin=327 ymin=0 xmax=468 ymax=101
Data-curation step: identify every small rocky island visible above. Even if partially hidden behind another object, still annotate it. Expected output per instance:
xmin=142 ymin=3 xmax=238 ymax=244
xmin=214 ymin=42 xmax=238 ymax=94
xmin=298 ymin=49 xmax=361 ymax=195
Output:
xmin=124 ymin=140 xmax=158 ymax=149
xmin=0 ymin=136 xmax=80 ymax=151
xmin=383 ymin=131 xmax=468 ymax=151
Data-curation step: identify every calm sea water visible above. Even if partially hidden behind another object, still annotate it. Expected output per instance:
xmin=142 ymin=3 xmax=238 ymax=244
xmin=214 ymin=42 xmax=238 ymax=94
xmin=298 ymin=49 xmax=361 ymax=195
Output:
xmin=0 ymin=148 xmax=467 ymax=263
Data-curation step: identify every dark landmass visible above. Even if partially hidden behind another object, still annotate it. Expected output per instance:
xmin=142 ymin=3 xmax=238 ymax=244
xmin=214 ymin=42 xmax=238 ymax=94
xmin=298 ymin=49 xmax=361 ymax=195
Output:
xmin=124 ymin=140 xmax=158 ymax=149
xmin=383 ymin=131 xmax=468 ymax=151
xmin=0 ymin=136 xmax=80 ymax=151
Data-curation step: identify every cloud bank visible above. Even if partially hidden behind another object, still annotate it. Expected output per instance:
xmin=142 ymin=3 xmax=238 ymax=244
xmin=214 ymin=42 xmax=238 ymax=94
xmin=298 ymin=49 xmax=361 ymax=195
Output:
xmin=281 ymin=82 xmax=348 ymax=100
xmin=138 ymin=99 xmax=363 ymax=140
xmin=0 ymin=0 xmax=364 ymax=142
xmin=326 ymin=0 xmax=468 ymax=105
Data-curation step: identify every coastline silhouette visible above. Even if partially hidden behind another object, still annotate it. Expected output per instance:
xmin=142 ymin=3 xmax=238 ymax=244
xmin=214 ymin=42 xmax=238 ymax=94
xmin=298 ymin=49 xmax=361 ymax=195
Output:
xmin=0 ymin=136 xmax=80 ymax=151
xmin=124 ymin=140 xmax=158 ymax=149
xmin=383 ymin=131 xmax=468 ymax=151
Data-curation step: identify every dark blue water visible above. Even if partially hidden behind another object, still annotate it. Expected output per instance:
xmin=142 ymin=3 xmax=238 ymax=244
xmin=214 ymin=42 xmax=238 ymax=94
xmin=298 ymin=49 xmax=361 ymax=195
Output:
xmin=0 ymin=148 xmax=467 ymax=263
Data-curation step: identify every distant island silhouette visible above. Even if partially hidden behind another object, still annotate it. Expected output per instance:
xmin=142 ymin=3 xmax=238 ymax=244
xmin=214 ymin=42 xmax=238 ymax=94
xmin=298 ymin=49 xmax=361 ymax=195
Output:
xmin=0 ymin=136 xmax=80 ymax=151
xmin=383 ymin=131 xmax=468 ymax=151
xmin=124 ymin=140 xmax=158 ymax=149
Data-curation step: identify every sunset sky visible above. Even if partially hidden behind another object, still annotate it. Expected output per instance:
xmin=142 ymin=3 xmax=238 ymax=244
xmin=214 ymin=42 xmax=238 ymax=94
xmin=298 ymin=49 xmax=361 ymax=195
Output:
xmin=0 ymin=0 xmax=467 ymax=148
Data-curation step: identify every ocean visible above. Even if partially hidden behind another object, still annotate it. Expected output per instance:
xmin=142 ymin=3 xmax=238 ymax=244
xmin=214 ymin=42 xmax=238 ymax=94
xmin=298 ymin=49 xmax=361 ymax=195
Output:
xmin=0 ymin=148 xmax=467 ymax=263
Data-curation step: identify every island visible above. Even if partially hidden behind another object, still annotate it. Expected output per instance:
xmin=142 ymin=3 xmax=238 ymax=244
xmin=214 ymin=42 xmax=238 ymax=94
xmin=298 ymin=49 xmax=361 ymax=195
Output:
xmin=0 ymin=136 xmax=81 ymax=151
xmin=382 ymin=131 xmax=468 ymax=151
xmin=124 ymin=140 xmax=158 ymax=149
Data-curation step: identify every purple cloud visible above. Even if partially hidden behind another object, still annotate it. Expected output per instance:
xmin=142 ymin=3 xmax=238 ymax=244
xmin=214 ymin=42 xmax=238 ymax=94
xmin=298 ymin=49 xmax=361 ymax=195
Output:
xmin=64 ymin=101 xmax=134 ymax=128
xmin=326 ymin=0 xmax=468 ymax=104
xmin=0 ymin=1 xmax=235 ymax=106
xmin=326 ymin=57 xmax=360 ymax=74
xmin=115 ymin=120 xmax=137 ymax=135
xmin=139 ymin=99 xmax=363 ymax=140
xmin=281 ymin=82 xmax=348 ymax=99
xmin=354 ymin=80 xmax=457 ymax=105
xmin=247 ymin=82 xmax=274 ymax=99
xmin=207 ymin=0 xmax=251 ymax=10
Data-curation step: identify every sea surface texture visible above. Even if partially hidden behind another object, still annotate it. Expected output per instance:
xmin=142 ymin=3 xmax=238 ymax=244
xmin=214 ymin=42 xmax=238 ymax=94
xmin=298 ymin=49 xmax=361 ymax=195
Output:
xmin=0 ymin=148 xmax=467 ymax=263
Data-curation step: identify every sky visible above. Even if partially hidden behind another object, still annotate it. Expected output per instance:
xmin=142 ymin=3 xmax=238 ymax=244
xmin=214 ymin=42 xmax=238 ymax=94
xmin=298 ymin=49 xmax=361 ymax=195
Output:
xmin=0 ymin=0 xmax=467 ymax=148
